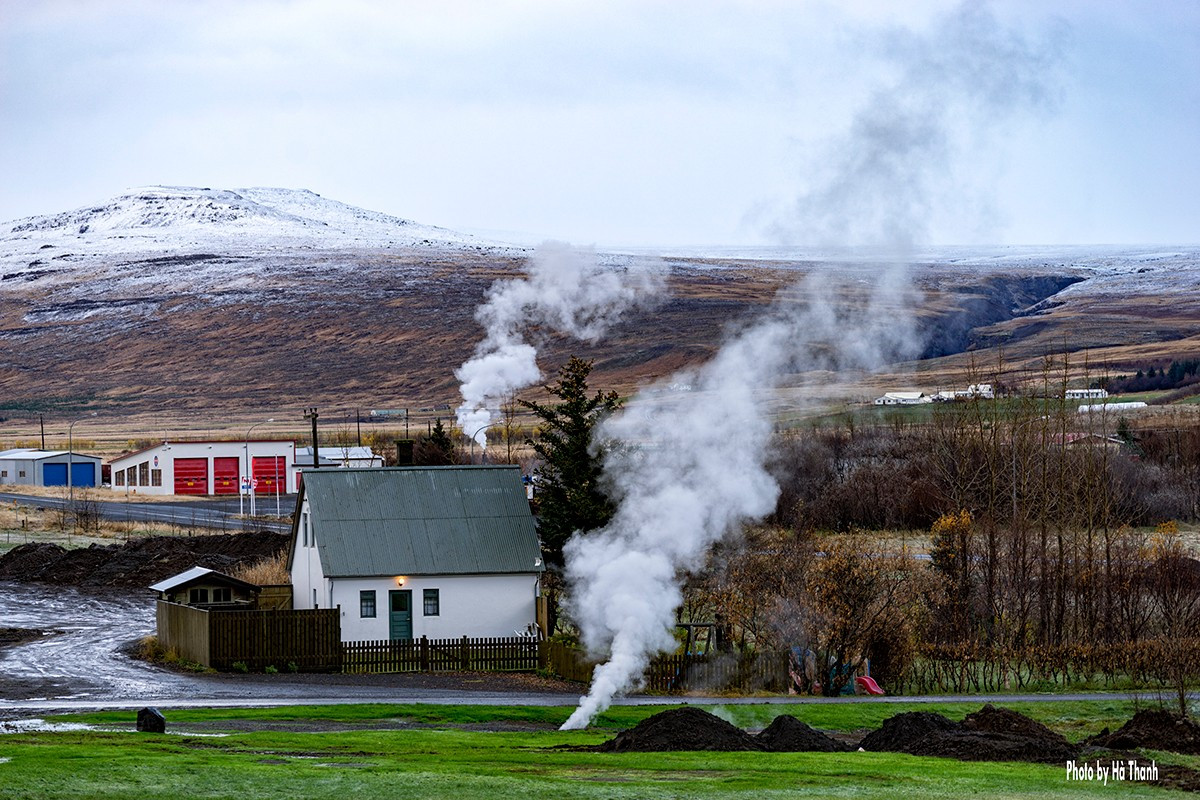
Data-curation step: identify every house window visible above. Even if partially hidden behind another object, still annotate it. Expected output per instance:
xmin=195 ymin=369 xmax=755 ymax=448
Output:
xmin=189 ymin=588 xmax=209 ymax=604
xmin=138 ymin=462 xmax=149 ymax=486
xmin=360 ymin=590 xmax=376 ymax=618
xmin=151 ymin=469 xmax=162 ymax=487
xmin=0 ymin=470 xmax=7 ymax=477
xmin=211 ymin=587 xmax=231 ymax=603
xmin=115 ymin=471 xmax=124 ymax=486
xmin=423 ymin=589 xmax=440 ymax=616
xmin=127 ymin=466 xmax=137 ymax=486
xmin=18 ymin=470 xmax=25 ymax=478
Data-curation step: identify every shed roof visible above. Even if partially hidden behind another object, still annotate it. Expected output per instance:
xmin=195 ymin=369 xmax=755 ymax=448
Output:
xmin=149 ymin=566 xmax=260 ymax=594
xmin=302 ymin=466 xmax=543 ymax=578
xmin=0 ymin=448 xmax=97 ymax=461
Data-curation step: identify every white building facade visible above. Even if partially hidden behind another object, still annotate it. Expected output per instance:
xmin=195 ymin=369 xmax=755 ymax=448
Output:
xmin=108 ymin=440 xmax=296 ymax=496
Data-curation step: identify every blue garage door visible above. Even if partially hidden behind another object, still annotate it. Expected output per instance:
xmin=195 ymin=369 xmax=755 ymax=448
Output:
xmin=41 ymin=462 xmax=95 ymax=487
xmin=71 ymin=462 xmax=96 ymax=487
xmin=43 ymin=463 xmax=67 ymax=486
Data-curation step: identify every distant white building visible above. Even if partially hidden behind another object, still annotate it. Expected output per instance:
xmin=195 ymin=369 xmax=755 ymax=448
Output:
xmin=1066 ymin=388 xmax=1109 ymax=400
xmin=291 ymin=446 xmax=383 ymax=490
xmin=874 ymin=391 xmax=931 ymax=406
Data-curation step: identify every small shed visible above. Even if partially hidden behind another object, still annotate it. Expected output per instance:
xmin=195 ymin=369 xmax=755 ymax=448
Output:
xmin=150 ymin=566 xmax=260 ymax=609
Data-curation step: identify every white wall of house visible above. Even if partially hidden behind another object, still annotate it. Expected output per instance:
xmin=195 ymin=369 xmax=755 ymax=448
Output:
xmin=109 ymin=440 xmax=295 ymax=495
xmin=332 ymin=574 xmax=540 ymax=641
xmin=289 ymin=507 xmax=539 ymax=641
xmin=291 ymin=508 xmax=330 ymax=609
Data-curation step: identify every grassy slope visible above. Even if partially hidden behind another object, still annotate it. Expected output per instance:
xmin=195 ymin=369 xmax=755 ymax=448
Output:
xmin=0 ymin=701 xmax=1192 ymax=799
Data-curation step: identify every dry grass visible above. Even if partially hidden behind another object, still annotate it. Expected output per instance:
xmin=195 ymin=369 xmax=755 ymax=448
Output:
xmin=232 ymin=551 xmax=290 ymax=585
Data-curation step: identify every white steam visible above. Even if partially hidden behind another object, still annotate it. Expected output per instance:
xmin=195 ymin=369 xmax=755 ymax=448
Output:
xmin=455 ymin=242 xmax=663 ymax=448
xmin=560 ymin=274 xmax=917 ymax=729
xmin=769 ymin=3 xmax=1063 ymax=248
xmin=559 ymin=1 xmax=1063 ymax=729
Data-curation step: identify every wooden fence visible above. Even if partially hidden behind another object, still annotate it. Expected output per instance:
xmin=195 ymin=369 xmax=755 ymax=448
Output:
xmin=343 ymin=636 xmax=539 ymax=674
xmin=156 ymin=601 xmax=341 ymax=672
xmin=539 ymin=642 xmax=790 ymax=693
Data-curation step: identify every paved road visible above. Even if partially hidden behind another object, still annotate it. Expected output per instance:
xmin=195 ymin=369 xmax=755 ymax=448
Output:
xmin=0 ymin=491 xmax=291 ymax=534
xmin=0 ymin=582 xmax=1187 ymax=718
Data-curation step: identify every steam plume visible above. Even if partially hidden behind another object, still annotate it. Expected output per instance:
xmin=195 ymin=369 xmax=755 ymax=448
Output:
xmin=455 ymin=242 xmax=663 ymax=448
xmin=559 ymin=1 xmax=1063 ymax=729
xmin=560 ymin=274 xmax=917 ymax=729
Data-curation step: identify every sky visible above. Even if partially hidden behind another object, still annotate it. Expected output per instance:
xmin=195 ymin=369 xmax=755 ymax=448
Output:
xmin=1 ymin=0 xmax=1197 ymax=248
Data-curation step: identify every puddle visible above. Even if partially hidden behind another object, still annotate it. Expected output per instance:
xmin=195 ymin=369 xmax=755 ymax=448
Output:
xmin=0 ymin=719 xmax=96 ymax=734
xmin=0 ymin=757 xmax=10 ymax=764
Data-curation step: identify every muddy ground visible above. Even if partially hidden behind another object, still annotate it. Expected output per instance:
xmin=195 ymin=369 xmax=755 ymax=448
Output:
xmin=0 ymin=531 xmax=287 ymax=588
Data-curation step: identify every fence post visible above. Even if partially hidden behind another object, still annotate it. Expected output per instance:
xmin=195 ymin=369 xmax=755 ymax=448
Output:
xmin=460 ymin=635 xmax=469 ymax=671
xmin=420 ymin=635 xmax=430 ymax=672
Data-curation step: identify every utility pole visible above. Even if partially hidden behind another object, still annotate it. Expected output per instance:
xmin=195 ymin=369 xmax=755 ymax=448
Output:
xmin=355 ymin=407 xmax=362 ymax=447
xmin=39 ymin=414 xmax=45 ymax=450
xmin=305 ymin=407 xmax=320 ymax=469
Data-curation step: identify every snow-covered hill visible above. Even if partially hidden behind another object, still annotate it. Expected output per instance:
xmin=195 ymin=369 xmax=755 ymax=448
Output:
xmin=0 ymin=185 xmax=516 ymax=280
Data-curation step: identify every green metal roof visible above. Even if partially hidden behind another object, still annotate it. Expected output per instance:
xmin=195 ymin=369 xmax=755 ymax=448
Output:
xmin=302 ymin=465 xmax=543 ymax=577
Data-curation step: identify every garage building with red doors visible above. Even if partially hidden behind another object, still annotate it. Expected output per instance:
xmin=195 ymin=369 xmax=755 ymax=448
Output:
xmin=108 ymin=440 xmax=296 ymax=497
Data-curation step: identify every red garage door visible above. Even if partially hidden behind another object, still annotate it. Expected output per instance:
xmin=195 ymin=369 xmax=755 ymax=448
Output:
xmin=213 ymin=457 xmax=240 ymax=495
xmin=252 ymin=456 xmax=286 ymax=494
xmin=173 ymin=458 xmax=208 ymax=495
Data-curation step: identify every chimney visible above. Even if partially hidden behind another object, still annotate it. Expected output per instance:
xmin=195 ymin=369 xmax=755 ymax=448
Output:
xmin=395 ymin=439 xmax=415 ymax=466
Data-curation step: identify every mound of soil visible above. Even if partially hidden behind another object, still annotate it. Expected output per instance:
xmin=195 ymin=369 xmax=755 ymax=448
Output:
xmin=963 ymin=704 xmax=1073 ymax=750
xmin=861 ymin=706 xmax=1077 ymax=764
xmin=0 ymin=532 xmax=287 ymax=588
xmin=859 ymin=711 xmax=960 ymax=753
xmin=756 ymin=715 xmax=847 ymax=752
xmin=598 ymin=707 xmax=763 ymax=752
xmin=907 ymin=729 xmax=1076 ymax=764
xmin=1086 ymin=709 xmax=1200 ymax=755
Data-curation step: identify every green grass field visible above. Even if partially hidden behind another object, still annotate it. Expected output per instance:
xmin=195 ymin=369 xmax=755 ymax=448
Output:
xmin=0 ymin=700 xmax=1194 ymax=799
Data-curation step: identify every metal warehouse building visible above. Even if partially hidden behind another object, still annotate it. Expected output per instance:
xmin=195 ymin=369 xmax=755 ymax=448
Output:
xmin=0 ymin=448 xmax=103 ymax=488
xmin=108 ymin=440 xmax=296 ymax=496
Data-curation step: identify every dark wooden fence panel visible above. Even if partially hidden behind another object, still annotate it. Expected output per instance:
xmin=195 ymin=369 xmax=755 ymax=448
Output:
xmin=209 ymin=608 xmax=341 ymax=672
xmin=342 ymin=636 xmax=540 ymax=674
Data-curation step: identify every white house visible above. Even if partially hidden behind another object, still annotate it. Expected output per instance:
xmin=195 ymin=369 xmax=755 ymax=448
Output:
xmin=0 ymin=448 xmax=102 ymax=488
xmin=290 ymin=465 xmax=544 ymax=642
xmin=108 ymin=439 xmax=296 ymax=496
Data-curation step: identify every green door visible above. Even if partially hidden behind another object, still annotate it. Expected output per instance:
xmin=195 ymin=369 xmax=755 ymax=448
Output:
xmin=389 ymin=590 xmax=413 ymax=640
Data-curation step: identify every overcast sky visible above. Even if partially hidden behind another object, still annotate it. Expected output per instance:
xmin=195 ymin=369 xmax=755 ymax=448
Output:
xmin=1 ymin=1 xmax=1197 ymax=247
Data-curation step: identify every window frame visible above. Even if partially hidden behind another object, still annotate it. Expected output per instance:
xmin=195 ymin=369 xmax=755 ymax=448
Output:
xmin=360 ymin=590 xmax=377 ymax=618
xmin=423 ymin=588 xmax=440 ymax=616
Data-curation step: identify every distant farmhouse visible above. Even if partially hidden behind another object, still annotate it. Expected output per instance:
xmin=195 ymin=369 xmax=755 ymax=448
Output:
xmin=290 ymin=465 xmax=544 ymax=642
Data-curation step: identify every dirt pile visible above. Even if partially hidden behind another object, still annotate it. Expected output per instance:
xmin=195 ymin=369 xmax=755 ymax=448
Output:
xmin=756 ymin=715 xmax=847 ymax=752
xmin=598 ymin=708 xmax=763 ymax=752
xmin=1086 ymin=710 xmax=1200 ymax=755
xmin=861 ymin=706 xmax=1078 ymax=764
xmin=0 ymin=532 xmax=288 ymax=588
xmin=859 ymin=711 xmax=959 ymax=752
